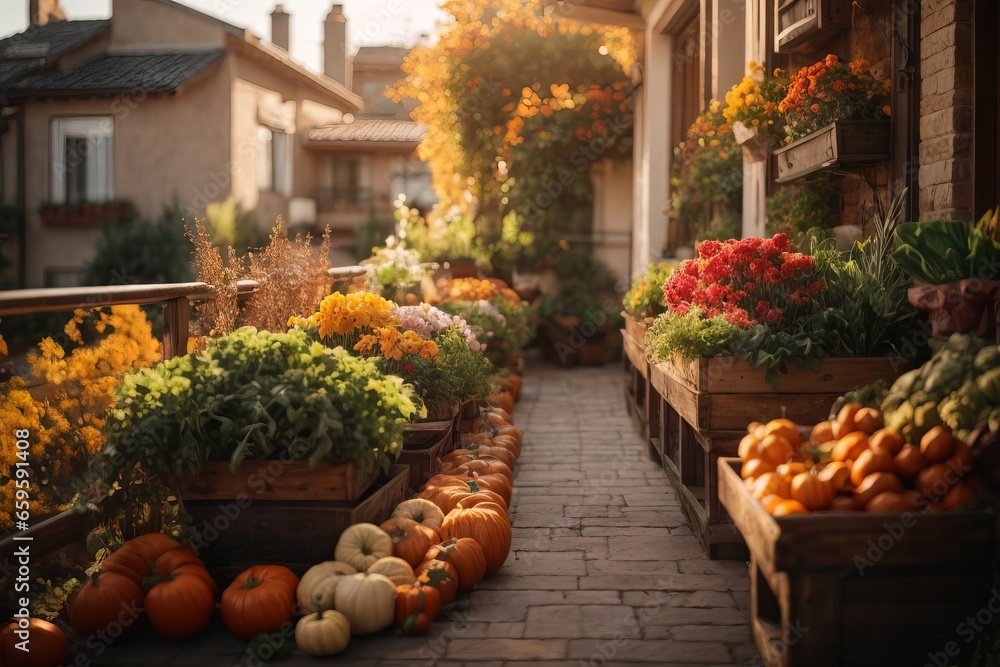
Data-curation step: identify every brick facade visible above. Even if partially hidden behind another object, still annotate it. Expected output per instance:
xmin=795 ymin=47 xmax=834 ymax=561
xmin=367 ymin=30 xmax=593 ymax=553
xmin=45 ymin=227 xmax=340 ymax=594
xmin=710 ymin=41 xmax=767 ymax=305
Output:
xmin=919 ymin=0 xmax=974 ymax=221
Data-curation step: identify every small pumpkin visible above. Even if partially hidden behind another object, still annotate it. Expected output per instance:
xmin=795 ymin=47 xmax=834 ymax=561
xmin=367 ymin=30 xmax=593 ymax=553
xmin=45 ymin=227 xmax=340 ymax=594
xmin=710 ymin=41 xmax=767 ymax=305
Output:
xmin=333 ymin=573 xmax=397 ymax=635
xmin=865 ymin=491 xmax=920 ymax=513
xmin=0 ymin=618 xmax=68 ymax=667
xmin=828 ymin=495 xmax=861 ymax=512
xmin=894 ymin=444 xmax=928 ymax=480
xmin=395 ymin=582 xmax=441 ymax=634
xmin=831 ymin=431 xmax=868 ymax=462
xmin=68 ymin=570 xmax=144 ymax=639
xmin=152 ymin=548 xmax=216 ymax=594
xmin=99 ymin=532 xmax=181 ymax=583
xmin=810 ymin=420 xmax=835 ymax=444
xmin=296 ymin=561 xmax=357 ymax=615
xmin=763 ymin=418 xmax=803 ymax=447
xmin=295 ymin=609 xmax=351 ymax=656
xmin=816 ymin=461 xmax=851 ymax=492
xmin=832 ymin=403 xmax=862 ymax=439
xmin=740 ymin=457 xmax=775 ymax=480
xmin=757 ymin=434 xmax=794 ymax=466
xmin=414 ymin=558 xmax=459 ymax=604
xmin=334 ymin=523 xmax=392 ymax=572
xmin=440 ymin=502 xmax=511 ymax=576
xmin=850 ymin=449 xmax=896 ymax=487
xmin=790 ymin=473 xmax=834 ymax=511
xmin=854 ymin=472 xmax=903 ymax=507
xmin=920 ymin=426 xmax=956 ymax=463
xmin=853 ymin=407 xmax=884 ymax=435
xmin=220 ymin=565 xmax=298 ymax=641
xmin=367 ymin=557 xmax=416 ymax=586
xmin=379 ymin=518 xmax=439 ymax=569
xmin=771 ymin=499 xmax=809 ymax=516
xmin=392 ymin=498 xmax=446 ymax=533
xmin=144 ymin=564 xmax=216 ymax=638
xmin=868 ymin=429 xmax=904 ymax=456
xmin=424 ymin=537 xmax=487 ymax=592
xmin=915 ymin=462 xmax=956 ymax=500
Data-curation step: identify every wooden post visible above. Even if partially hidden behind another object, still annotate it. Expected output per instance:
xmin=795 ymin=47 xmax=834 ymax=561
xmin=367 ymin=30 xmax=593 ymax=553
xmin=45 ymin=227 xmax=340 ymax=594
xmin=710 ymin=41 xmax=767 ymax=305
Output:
xmin=162 ymin=296 xmax=190 ymax=360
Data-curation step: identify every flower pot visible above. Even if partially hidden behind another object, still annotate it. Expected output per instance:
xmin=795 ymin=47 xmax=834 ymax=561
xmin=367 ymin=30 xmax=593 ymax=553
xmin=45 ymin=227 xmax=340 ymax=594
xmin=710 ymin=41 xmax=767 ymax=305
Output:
xmin=774 ymin=120 xmax=890 ymax=183
xmin=733 ymin=121 xmax=778 ymax=163
xmin=907 ymin=279 xmax=1000 ymax=340
xmin=180 ymin=459 xmax=380 ymax=502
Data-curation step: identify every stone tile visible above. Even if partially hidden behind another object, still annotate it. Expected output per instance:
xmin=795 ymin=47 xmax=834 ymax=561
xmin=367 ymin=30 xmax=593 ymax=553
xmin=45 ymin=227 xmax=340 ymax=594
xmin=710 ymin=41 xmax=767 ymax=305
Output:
xmin=658 ymin=624 xmax=752 ymax=643
xmin=587 ymin=559 xmax=680 ymax=576
xmin=567 ymin=638 xmax=733 ymax=663
xmin=475 ymin=575 xmax=580 ymax=591
xmin=623 ymin=589 xmax=737 ymax=608
xmin=503 ymin=550 xmax=588 ymax=575
xmin=524 ymin=605 xmax=641 ymax=639
xmin=446 ymin=639 xmax=568 ymax=661
xmin=607 ymin=535 xmax=707 ymax=560
xmin=580 ymin=574 xmax=750 ymax=593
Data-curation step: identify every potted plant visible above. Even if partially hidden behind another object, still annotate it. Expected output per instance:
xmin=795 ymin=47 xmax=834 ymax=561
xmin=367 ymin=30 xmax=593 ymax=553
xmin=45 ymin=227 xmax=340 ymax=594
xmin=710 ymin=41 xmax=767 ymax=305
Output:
xmin=360 ymin=239 xmax=433 ymax=305
xmin=891 ymin=210 xmax=1000 ymax=340
xmin=774 ymin=55 xmax=891 ymax=182
xmin=437 ymin=278 xmax=533 ymax=371
xmin=623 ymin=262 xmax=676 ymax=345
xmin=92 ymin=326 xmax=422 ymax=513
xmin=723 ymin=61 xmax=790 ymax=161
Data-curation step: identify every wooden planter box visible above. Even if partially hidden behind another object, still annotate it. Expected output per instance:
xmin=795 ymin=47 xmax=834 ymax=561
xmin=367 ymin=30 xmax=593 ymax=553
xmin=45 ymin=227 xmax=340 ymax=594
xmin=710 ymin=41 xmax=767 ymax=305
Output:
xmin=622 ymin=313 xmax=653 ymax=443
xmin=399 ymin=420 xmax=453 ymax=494
xmin=456 ymin=399 xmax=483 ymax=436
xmin=181 ymin=458 xmax=380 ymax=502
xmin=775 ymin=0 xmax=850 ymax=53
xmin=649 ymin=355 xmax=903 ymax=559
xmin=183 ymin=464 xmax=409 ymax=580
xmin=718 ymin=458 xmax=995 ymax=666
xmin=774 ymin=120 xmax=890 ymax=183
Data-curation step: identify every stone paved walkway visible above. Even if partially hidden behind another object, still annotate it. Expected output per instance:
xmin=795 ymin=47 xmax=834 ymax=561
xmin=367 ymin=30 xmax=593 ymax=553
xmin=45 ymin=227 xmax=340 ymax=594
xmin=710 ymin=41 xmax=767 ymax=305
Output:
xmin=102 ymin=359 xmax=756 ymax=666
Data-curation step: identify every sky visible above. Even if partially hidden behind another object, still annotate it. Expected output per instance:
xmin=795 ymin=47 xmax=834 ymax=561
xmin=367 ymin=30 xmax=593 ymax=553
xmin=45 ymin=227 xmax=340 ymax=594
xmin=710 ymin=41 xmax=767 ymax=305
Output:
xmin=0 ymin=0 xmax=447 ymax=71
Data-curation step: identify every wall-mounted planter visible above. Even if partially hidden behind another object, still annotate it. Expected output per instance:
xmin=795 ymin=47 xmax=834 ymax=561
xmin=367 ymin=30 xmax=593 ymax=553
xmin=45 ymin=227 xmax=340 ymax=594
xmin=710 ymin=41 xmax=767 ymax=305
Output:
xmin=774 ymin=120 xmax=890 ymax=183
xmin=733 ymin=121 xmax=779 ymax=164
xmin=775 ymin=0 xmax=850 ymax=53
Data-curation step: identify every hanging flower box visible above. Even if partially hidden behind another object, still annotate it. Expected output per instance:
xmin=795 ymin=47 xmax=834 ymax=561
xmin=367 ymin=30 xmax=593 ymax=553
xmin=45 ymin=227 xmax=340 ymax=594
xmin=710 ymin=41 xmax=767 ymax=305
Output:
xmin=40 ymin=200 xmax=132 ymax=228
xmin=774 ymin=120 xmax=890 ymax=183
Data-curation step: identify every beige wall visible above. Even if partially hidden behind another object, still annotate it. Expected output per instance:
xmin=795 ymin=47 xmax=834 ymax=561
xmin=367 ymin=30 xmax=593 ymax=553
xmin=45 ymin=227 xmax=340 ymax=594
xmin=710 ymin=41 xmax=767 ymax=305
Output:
xmin=591 ymin=158 xmax=634 ymax=280
xmin=110 ymin=0 xmax=227 ymax=51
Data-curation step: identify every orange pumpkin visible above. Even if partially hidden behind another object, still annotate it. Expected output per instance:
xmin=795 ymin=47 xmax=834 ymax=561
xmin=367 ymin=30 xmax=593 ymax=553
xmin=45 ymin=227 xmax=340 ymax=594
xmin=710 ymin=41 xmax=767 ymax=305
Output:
xmin=920 ymin=426 xmax=956 ymax=464
xmin=850 ymin=449 xmax=896 ymax=488
xmin=68 ymin=571 xmax=144 ymax=639
xmin=414 ymin=559 xmax=458 ymax=604
xmin=810 ymin=420 xmax=835 ymax=444
xmin=1 ymin=618 xmax=68 ymax=667
xmin=893 ymin=444 xmax=928 ymax=480
xmin=831 ymin=431 xmax=868 ymax=462
xmin=763 ymin=418 xmax=803 ymax=447
xmin=145 ymin=563 xmax=217 ymax=638
xmin=854 ymin=472 xmax=903 ymax=507
xmin=868 ymin=430 xmax=904 ymax=456
xmin=790 ymin=473 xmax=834 ymax=511
xmin=853 ymin=408 xmax=884 ymax=435
xmin=220 ymin=565 xmax=298 ymax=641
xmin=751 ymin=472 xmax=791 ymax=501
xmin=395 ymin=582 xmax=441 ymax=634
xmin=99 ymin=532 xmax=181 ymax=584
xmin=817 ymin=461 xmax=852 ymax=492
xmin=440 ymin=503 xmax=511 ymax=577
xmin=948 ymin=443 xmax=975 ymax=473
xmin=453 ymin=459 xmax=514 ymax=483
xmin=915 ymin=462 xmax=957 ymax=500
xmin=741 ymin=458 xmax=776 ymax=480
xmin=942 ymin=480 xmax=978 ymax=510
xmin=828 ymin=495 xmax=861 ymax=512
xmin=380 ymin=518 xmax=440 ymax=569
xmin=757 ymin=434 xmax=794 ymax=466
xmin=772 ymin=499 xmax=809 ymax=516
xmin=832 ymin=403 xmax=862 ymax=439
xmin=424 ymin=538 xmax=487 ymax=592
xmin=758 ymin=494 xmax=785 ymax=514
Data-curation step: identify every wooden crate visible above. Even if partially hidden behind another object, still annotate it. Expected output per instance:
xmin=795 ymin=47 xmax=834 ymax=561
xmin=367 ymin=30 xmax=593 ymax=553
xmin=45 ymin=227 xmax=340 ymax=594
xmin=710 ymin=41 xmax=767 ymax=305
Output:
xmin=622 ymin=331 xmax=648 ymax=441
xmin=185 ymin=464 xmax=409 ymax=579
xmin=718 ymin=458 xmax=995 ymax=666
xmin=180 ymin=458 xmax=379 ymax=502
xmin=774 ymin=120 xmax=890 ymax=183
xmin=456 ymin=400 xmax=482 ymax=435
xmin=399 ymin=420 xmax=453 ymax=493
xmin=649 ymin=356 xmax=903 ymax=559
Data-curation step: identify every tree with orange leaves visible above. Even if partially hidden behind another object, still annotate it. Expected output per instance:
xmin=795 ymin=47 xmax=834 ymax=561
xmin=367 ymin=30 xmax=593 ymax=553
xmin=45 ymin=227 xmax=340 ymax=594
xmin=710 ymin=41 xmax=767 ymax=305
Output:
xmin=391 ymin=0 xmax=635 ymax=270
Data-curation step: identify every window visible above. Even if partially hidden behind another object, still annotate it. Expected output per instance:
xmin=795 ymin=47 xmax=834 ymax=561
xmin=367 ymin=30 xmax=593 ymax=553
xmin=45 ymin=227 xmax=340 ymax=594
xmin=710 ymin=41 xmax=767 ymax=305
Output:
xmin=51 ymin=117 xmax=113 ymax=203
xmin=257 ymin=126 xmax=292 ymax=196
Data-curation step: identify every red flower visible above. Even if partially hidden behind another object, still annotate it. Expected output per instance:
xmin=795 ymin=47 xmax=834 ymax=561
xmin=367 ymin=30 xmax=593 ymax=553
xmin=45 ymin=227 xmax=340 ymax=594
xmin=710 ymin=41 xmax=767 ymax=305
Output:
xmin=755 ymin=300 xmax=771 ymax=315
xmin=403 ymin=364 xmax=414 ymax=374
xmin=766 ymin=308 xmax=784 ymax=325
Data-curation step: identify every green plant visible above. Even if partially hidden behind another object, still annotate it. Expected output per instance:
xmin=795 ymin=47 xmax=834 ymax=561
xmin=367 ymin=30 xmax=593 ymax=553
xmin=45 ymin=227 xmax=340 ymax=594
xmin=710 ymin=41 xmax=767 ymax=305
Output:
xmin=84 ymin=204 xmax=193 ymax=286
xmin=431 ymin=327 xmax=498 ymax=405
xmin=891 ymin=211 xmax=1000 ymax=284
xmin=766 ymin=175 xmax=841 ymax=240
xmin=624 ymin=262 xmax=675 ymax=319
xmin=644 ymin=309 xmax=738 ymax=361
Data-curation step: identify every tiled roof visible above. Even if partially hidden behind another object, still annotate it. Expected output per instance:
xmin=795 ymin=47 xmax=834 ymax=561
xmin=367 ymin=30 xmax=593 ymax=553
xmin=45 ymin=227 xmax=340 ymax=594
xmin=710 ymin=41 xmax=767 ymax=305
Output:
xmin=0 ymin=19 xmax=110 ymax=87
xmin=7 ymin=50 xmax=224 ymax=96
xmin=309 ymin=119 xmax=426 ymax=144
xmin=352 ymin=46 xmax=410 ymax=67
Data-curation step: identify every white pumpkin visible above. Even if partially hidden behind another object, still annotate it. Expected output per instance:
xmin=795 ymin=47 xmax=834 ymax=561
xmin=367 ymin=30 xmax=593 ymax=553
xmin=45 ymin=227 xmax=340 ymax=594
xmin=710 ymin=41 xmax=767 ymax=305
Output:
xmin=296 ymin=561 xmax=358 ymax=615
xmin=333 ymin=573 xmax=396 ymax=635
xmin=366 ymin=556 xmax=415 ymax=586
xmin=295 ymin=609 xmax=351 ymax=656
xmin=334 ymin=523 xmax=392 ymax=572
xmin=392 ymin=498 xmax=446 ymax=533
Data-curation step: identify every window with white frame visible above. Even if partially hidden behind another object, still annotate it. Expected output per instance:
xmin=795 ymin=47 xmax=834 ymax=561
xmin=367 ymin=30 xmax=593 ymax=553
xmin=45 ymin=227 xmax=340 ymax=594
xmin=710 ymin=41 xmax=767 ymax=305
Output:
xmin=51 ymin=117 xmax=114 ymax=203
xmin=257 ymin=126 xmax=292 ymax=196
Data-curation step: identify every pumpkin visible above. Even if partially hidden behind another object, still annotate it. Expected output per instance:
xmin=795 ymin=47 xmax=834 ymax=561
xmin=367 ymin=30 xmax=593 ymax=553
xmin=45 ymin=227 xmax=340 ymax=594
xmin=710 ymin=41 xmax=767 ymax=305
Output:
xmin=790 ymin=473 xmax=834 ymax=511
xmin=422 ymin=484 xmax=509 ymax=515
xmin=487 ymin=391 xmax=514 ymax=414
xmin=450 ymin=445 xmax=516 ymax=469
xmin=868 ymin=429 xmax=904 ymax=456
xmin=740 ymin=457 xmax=775 ymax=480
xmin=832 ymin=403 xmax=862 ymax=439
xmin=755 ymin=434 xmax=794 ymax=466
xmin=152 ymin=548 xmax=216 ymax=594
xmin=950 ymin=443 xmax=975 ymax=471
xmin=894 ymin=444 xmax=928 ymax=479
xmin=943 ymin=480 xmax=979 ymax=510
xmin=296 ymin=561 xmax=358 ymax=615
xmin=831 ymin=432 xmax=868 ymax=462
xmin=850 ymin=449 xmax=896 ymax=487
xmin=921 ymin=426 xmax=956 ymax=464
xmin=220 ymin=565 xmax=298 ymax=641
xmin=367 ymin=557 xmax=416 ymax=586
xmin=771 ymin=499 xmax=809 ymax=516
xmin=915 ymin=462 xmax=956 ymax=500
xmin=440 ymin=502 xmax=511 ymax=576
xmin=750 ymin=472 xmax=791 ymax=501
xmin=817 ymin=461 xmax=851 ymax=492
xmin=865 ymin=491 xmax=920 ymax=512
xmin=485 ymin=408 xmax=513 ymax=426
xmin=810 ymin=421 xmax=835 ymax=444
xmin=379 ymin=518 xmax=439 ymax=569
xmin=738 ymin=433 xmax=761 ymax=460
xmin=854 ymin=472 xmax=903 ymax=507
xmin=759 ymin=494 xmax=785 ymax=513
xmin=145 ymin=563 xmax=216 ymax=638
xmin=452 ymin=459 xmax=514 ymax=483
xmin=424 ymin=537 xmax=487 ymax=592
xmin=68 ymin=570 xmax=144 ymax=639
xmin=392 ymin=499 xmax=446 ymax=533
xmin=99 ymin=532 xmax=181 ymax=583
xmin=491 ymin=433 xmax=522 ymax=459
xmin=763 ymin=418 xmax=803 ymax=447
xmin=853 ymin=407 xmax=884 ymax=434
xmin=829 ymin=495 xmax=860 ymax=512
xmin=295 ymin=609 xmax=351 ymax=656
xmin=333 ymin=573 xmax=396 ymax=635
xmin=414 ymin=558 xmax=458 ymax=604
xmin=334 ymin=523 xmax=392 ymax=572
xmin=436 ymin=471 xmax=512 ymax=507
xmin=0 ymin=618 xmax=68 ymax=667
xmin=395 ymin=582 xmax=441 ymax=634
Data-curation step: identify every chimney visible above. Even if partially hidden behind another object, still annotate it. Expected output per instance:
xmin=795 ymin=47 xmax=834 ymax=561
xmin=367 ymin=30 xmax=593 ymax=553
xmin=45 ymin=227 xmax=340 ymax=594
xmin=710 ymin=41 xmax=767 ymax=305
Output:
xmin=324 ymin=5 xmax=350 ymax=87
xmin=270 ymin=4 xmax=290 ymax=52
xmin=29 ymin=0 xmax=66 ymax=26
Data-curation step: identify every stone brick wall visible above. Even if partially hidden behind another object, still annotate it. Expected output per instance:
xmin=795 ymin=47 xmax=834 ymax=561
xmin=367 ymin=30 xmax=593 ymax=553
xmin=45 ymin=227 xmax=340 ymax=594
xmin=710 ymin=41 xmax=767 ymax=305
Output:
xmin=919 ymin=0 xmax=974 ymax=221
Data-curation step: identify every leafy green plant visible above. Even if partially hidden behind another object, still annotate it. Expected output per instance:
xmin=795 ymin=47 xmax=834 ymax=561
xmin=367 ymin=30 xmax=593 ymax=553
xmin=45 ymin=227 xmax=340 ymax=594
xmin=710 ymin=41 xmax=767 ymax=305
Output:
xmin=891 ymin=211 xmax=1000 ymax=284
xmin=432 ymin=327 xmax=498 ymax=405
xmin=644 ymin=309 xmax=738 ymax=361
xmin=84 ymin=203 xmax=193 ymax=285
xmin=97 ymin=327 xmax=421 ymax=488
xmin=765 ymin=175 xmax=840 ymax=241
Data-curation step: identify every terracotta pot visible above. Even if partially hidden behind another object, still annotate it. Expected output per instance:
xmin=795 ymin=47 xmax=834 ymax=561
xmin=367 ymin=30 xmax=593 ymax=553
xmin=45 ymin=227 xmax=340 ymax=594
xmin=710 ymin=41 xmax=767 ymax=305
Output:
xmin=908 ymin=279 xmax=1000 ymax=340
